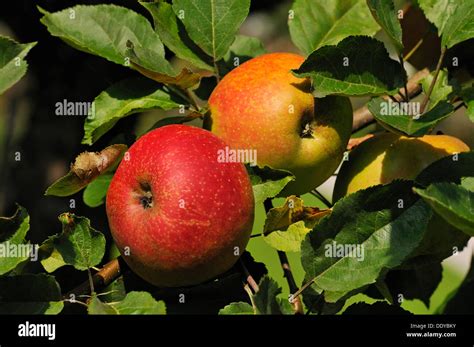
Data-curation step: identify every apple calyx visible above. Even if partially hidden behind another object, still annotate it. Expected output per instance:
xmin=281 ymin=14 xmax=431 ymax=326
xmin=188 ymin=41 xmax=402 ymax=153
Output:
xmin=300 ymin=109 xmax=315 ymax=138
xmin=136 ymin=181 xmax=153 ymax=209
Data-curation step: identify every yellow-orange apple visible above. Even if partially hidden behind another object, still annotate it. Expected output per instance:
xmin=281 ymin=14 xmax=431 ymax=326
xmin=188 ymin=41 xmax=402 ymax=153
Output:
xmin=208 ymin=53 xmax=353 ymax=196
xmin=333 ymin=132 xmax=470 ymax=200
xmin=333 ymin=132 xmax=470 ymax=259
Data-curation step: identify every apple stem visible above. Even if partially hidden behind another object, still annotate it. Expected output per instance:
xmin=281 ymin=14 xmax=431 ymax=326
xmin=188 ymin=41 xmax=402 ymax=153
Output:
xmin=87 ymin=268 xmax=95 ymax=295
xmin=403 ymin=36 xmax=425 ymax=62
xmin=168 ymin=85 xmax=200 ymax=112
xmin=184 ymin=89 xmax=201 ymax=112
xmin=213 ymin=61 xmax=221 ymax=83
xmin=264 ymin=199 xmax=304 ymax=314
xmin=420 ymin=46 xmax=447 ymax=114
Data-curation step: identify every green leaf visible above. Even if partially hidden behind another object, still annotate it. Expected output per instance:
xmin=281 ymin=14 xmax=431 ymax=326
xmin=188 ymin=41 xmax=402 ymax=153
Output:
xmin=82 ymin=77 xmax=183 ymax=145
xmin=301 ymin=181 xmax=433 ymax=302
xmin=0 ymin=36 xmax=36 ymax=95
xmin=172 ymin=0 xmax=251 ymax=61
xmin=288 ymin=0 xmax=380 ymax=55
xmin=254 ymin=276 xmax=285 ymax=314
xmin=39 ymin=4 xmax=165 ymax=66
xmin=263 ymin=196 xmax=330 ymax=252
xmin=264 ymin=221 xmax=311 ymax=253
xmin=100 ymin=276 xmax=126 ymax=303
xmin=45 ymin=144 xmax=127 ymax=196
xmin=87 ymin=295 xmax=117 ymax=314
xmin=412 ymin=211 xmax=469 ymax=262
xmin=140 ymin=1 xmax=213 ymax=71
xmin=461 ymin=176 xmax=474 ymax=191
xmin=384 ymin=259 xmax=442 ymax=307
xmin=83 ymin=173 xmax=113 ymax=208
xmin=416 ymin=151 xmax=474 ymax=187
xmin=219 ymin=35 xmax=266 ymax=74
xmin=414 ymin=182 xmax=474 ymax=236
xmin=0 ymin=274 xmax=63 ymax=314
xmin=366 ymin=0 xmax=403 ymax=52
xmin=418 ymin=0 xmax=474 ymax=49
xmin=218 ymin=302 xmax=254 ymax=315
xmin=125 ymin=41 xmax=200 ymax=89
xmin=111 ymin=291 xmax=166 ymax=314
xmin=420 ymin=69 xmax=453 ymax=111
xmin=40 ymin=213 xmax=106 ymax=272
xmin=0 ymin=205 xmax=31 ymax=275
xmin=368 ymin=99 xmax=454 ymax=136
xmin=441 ymin=256 xmax=474 ymax=314
xmin=460 ymin=86 xmax=474 ymax=122
xmin=278 ymin=298 xmax=297 ymax=314
xmin=294 ymin=36 xmax=406 ymax=97
xmin=246 ymin=166 xmax=295 ymax=205
xmin=88 ymin=291 xmax=166 ymax=314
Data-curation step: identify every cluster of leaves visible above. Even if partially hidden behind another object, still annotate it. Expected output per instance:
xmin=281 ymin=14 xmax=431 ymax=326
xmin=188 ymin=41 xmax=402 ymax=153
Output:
xmin=0 ymin=0 xmax=473 ymax=315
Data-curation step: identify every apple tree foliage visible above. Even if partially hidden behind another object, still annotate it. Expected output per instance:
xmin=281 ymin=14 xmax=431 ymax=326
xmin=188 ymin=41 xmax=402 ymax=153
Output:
xmin=0 ymin=0 xmax=474 ymax=315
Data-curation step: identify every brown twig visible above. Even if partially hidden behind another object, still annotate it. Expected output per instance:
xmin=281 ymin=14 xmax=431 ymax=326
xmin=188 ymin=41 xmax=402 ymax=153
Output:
xmin=263 ymin=199 xmax=304 ymax=314
xmin=239 ymin=258 xmax=260 ymax=293
xmin=399 ymin=54 xmax=409 ymax=102
xmin=347 ymin=134 xmax=374 ymax=151
xmin=64 ymin=258 xmax=122 ymax=301
xmin=277 ymin=251 xmax=304 ymax=314
xmin=352 ymin=68 xmax=430 ymax=133
xmin=420 ymin=47 xmax=447 ymax=114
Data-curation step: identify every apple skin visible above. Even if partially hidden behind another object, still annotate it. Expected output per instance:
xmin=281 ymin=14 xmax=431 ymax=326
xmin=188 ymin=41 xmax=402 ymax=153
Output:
xmin=333 ymin=132 xmax=470 ymax=259
xmin=106 ymin=125 xmax=254 ymax=287
xmin=208 ymin=52 xmax=353 ymax=196
xmin=333 ymin=132 xmax=470 ymax=201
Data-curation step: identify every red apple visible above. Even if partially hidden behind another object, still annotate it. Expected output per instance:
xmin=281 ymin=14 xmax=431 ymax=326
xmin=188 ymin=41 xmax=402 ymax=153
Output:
xmin=106 ymin=125 xmax=254 ymax=287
